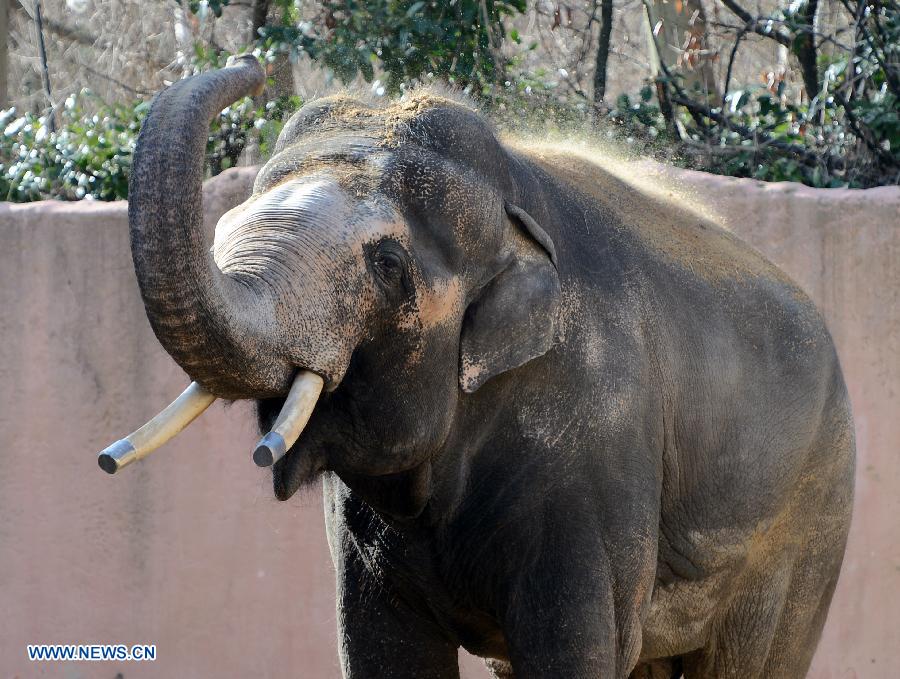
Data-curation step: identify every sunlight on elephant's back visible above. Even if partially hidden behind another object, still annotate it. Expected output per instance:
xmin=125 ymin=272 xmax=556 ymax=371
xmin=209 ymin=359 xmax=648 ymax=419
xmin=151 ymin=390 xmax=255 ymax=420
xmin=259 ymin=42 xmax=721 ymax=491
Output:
xmin=505 ymin=135 xmax=798 ymax=285
xmin=508 ymin=134 xmax=727 ymax=229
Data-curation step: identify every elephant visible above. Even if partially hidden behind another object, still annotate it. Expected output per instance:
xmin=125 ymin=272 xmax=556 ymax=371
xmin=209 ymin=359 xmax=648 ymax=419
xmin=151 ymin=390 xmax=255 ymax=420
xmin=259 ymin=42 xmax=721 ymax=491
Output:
xmin=126 ymin=56 xmax=855 ymax=678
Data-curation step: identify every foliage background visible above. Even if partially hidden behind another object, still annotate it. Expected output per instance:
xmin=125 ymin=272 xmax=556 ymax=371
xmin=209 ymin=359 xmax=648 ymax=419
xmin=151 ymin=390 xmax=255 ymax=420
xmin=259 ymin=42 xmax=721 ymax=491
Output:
xmin=3 ymin=0 xmax=898 ymax=201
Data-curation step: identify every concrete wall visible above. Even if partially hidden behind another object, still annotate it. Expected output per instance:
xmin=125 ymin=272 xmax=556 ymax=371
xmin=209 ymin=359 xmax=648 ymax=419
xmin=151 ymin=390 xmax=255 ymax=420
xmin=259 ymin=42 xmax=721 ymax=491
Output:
xmin=0 ymin=166 xmax=896 ymax=678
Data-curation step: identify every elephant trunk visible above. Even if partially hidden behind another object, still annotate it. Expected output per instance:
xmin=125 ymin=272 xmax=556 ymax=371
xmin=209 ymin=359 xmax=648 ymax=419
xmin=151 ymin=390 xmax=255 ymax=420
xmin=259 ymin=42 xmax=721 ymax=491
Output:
xmin=128 ymin=55 xmax=291 ymax=399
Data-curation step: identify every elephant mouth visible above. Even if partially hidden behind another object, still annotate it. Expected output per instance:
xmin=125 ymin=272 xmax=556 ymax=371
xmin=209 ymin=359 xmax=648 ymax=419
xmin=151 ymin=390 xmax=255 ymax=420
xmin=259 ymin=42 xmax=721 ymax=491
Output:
xmin=252 ymin=369 xmax=329 ymax=500
xmin=272 ymin=432 xmax=326 ymax=500
xmin=253 ymin=370 xmax=331 ymax=501
xmin=251 ymin=370 xmax=324 ymax=466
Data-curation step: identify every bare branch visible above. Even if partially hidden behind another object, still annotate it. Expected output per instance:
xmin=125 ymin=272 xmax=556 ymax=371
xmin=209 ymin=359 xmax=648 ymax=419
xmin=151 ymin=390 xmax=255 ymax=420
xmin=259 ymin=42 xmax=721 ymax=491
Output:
xmin=718 ymin=0 xmax=755 ymax=27
xmin=719 ymin=0 xmax=792 ymax=47
xmin=75 ymin=59 xmax=150 ymax=96
xmin=40 ymin=14 xmax=99 ymax=49
xmin=850 ymin=1 xmax=900 ymax=95
xmin=721 ymin=24 xmax=749 ymax=108
xmin=13 ymin=0 xmax=170 ymax=71
xmin=34 ymin=0 xmax=54 ymax=130
xmin=834 ymin=89 xmax=899 ymax=168
xmin=670 ymin=91 xmax=842 ymax=170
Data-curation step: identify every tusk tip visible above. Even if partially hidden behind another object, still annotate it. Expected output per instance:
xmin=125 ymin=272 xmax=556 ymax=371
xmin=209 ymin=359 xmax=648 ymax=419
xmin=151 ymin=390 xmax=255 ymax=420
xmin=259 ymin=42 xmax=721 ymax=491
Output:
xmin=98 ymin=453 xmax=119 ymax=474
xmin=253 ymin=432 xmax=287 ymax=468
xmin=97 ymin=439 xmax=135 ymax=475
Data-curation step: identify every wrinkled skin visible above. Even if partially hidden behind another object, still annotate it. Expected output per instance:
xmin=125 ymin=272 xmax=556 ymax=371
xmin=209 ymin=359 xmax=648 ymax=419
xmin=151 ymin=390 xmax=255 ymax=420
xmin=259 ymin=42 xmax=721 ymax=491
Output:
xmin=129 ymin=60 xmax=854 ymax=678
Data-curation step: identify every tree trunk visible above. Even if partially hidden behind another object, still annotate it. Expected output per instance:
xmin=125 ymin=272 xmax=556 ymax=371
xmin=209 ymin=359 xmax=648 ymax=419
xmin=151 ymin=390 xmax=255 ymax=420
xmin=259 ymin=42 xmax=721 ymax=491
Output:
xmin=794 ymin=0 xmax=820 ymax=100
xmin=593 ymin=0 xmax=614 ymax=107
xmin=0 ymin=0 xmax=7 ymax=109
xmin=251 ymin=0 xmax=270 ymax=40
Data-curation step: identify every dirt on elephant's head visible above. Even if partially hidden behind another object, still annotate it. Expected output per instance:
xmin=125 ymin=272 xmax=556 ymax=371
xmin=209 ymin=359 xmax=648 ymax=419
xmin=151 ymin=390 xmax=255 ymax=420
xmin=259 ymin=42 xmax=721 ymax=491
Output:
xmin=253 ymin=87 xmax=489 ymax=200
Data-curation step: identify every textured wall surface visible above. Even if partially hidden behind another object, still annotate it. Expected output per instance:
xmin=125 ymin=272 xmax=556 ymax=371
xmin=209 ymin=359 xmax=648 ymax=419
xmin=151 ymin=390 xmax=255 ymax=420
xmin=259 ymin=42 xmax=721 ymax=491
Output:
xmin=0 ymin=165 xmax=896 ymax=678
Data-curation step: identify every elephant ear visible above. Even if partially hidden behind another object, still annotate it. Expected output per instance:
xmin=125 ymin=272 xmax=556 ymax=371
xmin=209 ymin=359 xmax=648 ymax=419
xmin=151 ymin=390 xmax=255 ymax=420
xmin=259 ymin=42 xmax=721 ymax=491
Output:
xmin=459 ymin=203 xmax=561 ymax=393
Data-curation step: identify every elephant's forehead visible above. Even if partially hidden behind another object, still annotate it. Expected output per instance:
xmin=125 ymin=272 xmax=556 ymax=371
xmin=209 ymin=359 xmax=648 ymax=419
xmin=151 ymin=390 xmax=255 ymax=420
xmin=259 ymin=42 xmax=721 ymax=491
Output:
xmin=384 ymin=150 xmax=503 ymax=244
xmin=214 ymin=176 xmax=407 ymax=256
xmin=386 ymin=148 xmax=496 ymax=202
xmin=254 ymin=134 xmax=386 ymax=195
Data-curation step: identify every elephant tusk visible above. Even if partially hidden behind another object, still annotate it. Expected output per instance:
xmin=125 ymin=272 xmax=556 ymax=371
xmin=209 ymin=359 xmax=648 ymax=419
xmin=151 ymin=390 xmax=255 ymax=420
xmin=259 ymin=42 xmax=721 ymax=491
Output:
xmin=253 ymin=371 xmax=324 ymax=468
xmin=97 ymin=382 xmax=217 ymax=474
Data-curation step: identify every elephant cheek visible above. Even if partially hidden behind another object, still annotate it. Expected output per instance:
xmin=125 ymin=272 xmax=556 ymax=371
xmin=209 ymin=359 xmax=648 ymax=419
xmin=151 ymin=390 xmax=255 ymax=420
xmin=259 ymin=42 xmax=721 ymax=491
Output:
xmin=417 ymin=277 xmax=464 ymax=329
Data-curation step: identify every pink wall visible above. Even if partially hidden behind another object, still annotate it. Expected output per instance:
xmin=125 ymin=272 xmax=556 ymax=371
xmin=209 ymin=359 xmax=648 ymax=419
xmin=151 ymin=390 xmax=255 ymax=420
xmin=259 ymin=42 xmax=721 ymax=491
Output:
xmin=0 ymin=166 xmax=896 ymax=678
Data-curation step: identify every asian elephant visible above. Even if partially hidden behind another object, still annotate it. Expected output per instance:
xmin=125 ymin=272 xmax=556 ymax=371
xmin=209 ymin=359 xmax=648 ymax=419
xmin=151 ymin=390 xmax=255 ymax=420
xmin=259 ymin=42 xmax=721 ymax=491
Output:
xmin=127 ymin=56 xmax=855 ymax=678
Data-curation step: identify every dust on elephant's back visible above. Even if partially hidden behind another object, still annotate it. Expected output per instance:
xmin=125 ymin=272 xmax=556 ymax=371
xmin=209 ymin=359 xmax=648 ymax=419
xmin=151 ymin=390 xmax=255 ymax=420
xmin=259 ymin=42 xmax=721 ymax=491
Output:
xmin=516 ymin=141 xmax=798 ymax=287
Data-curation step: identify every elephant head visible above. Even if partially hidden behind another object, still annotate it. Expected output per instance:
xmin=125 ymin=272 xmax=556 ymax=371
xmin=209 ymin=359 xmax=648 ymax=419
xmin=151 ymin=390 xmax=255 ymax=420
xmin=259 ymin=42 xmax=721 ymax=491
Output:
xmin=128 ymin=56 xmax=561 ymax=506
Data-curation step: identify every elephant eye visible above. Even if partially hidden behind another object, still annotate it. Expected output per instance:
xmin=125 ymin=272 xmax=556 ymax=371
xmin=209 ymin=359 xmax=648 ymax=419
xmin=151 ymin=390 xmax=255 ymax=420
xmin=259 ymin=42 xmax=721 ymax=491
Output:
xmin=375 ymin=251 xmax=403 ymax=279
xmin=370 ymin=243 xmax=408 ymax=290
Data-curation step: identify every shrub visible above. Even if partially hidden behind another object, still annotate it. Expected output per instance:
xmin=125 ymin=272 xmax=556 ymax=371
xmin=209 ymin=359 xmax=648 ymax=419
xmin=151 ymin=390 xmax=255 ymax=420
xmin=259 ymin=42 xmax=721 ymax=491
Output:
xmin=0 ymin=95 xmax=144 ymax=202
xmin=0 ymin=90 xmax=300 ymax=202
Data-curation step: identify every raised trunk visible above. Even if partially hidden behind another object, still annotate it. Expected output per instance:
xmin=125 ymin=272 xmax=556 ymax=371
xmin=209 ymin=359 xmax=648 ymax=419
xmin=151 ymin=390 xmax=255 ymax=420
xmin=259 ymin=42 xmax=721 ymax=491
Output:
xmin=128 ymin=55 xmax=291 ymax=399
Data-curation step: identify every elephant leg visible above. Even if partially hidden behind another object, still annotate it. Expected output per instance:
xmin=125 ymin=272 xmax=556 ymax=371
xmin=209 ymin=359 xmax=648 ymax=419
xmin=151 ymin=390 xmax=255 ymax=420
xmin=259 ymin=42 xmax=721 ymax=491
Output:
xmin=326 ymin=477 xmax=460 ymax=679
xmin=684 ymin=528 xmax=846 ymax=678
xmin=499 ymin=552 xmax=639 ymax=678
xmin=684 ymin=433 xmax=851 ymax=679
xmin=682 ymin=554 xmax=793 ymax=679
xmin=758 ymin=499 xmax=850 ymax=677
xmin=499 ymin=474 xmax=657 ymax=678
xmin=335 ymin=560 xmax=460 ymax=679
